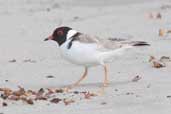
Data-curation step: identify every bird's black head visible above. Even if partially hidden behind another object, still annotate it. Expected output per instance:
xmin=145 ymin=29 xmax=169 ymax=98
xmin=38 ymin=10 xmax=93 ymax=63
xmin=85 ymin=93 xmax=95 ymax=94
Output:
xmin=44 ymin=26 xmax=72 ymax=46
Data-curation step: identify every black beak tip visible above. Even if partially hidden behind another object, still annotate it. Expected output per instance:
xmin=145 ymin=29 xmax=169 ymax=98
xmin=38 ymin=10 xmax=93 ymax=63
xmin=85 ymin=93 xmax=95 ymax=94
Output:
xmin=44 ymin=38 xmax=49 ymax=41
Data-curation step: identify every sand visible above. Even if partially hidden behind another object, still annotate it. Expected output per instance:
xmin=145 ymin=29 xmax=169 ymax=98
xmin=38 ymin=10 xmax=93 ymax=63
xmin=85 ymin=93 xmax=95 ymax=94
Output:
xmin=0 ymin=0 xmax=171 ymax=114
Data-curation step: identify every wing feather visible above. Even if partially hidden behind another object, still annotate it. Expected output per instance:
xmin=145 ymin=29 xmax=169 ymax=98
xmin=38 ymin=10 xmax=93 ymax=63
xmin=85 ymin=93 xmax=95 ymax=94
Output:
xmin=71 ymin=33 xmax=148 ymax=52
xmin=71 ymin=33 xmax=124 ymax=51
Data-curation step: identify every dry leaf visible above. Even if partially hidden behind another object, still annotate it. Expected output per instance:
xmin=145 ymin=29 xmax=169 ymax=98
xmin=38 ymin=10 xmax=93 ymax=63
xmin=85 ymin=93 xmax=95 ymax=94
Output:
xmin=12 ymin=87 xmax=25 ymax=96
xmin=27 ymin=90 xmax=36 ymax=95
xmin=153 ymin=61 xmax=165 ymax=68
xmin=50 ymin=98 xmax=62 ymax=104
xmin=47 ymin=88 xmax=55 ymax=94
xmin=63 ymin=99 xmax=75 ymax=105
xmin=21 ymin=97 xmax=34 ymax=105
xmin=0 ymin=88 xmax=13 ymax=98
xmin=0 ymin=94 xmax=8 ymax=100
xmin=34 ymin=88 xmax=47 ymax=100
xmin=0 ymin=88 xmax=12 ymax=93
xmin=55 ymin=89 xmax=63 ymax=93
xmin=149 ymin=56 xmax=166 ymax=68
xmin=25 ymin=99 xmax=34 ymax=105
xmin=2 ymin=102 xmax=7 ymax=107
xmin=37 ymin=88 xmax=44 ymax=96
xmin=83 ymin=92 xmax=97 ymax=99
xmin=8 ymin=95 xmax=20 ymax=101
xmin=159 ymin=29 xmax=165 ymax=37
xmin=35 ymin=96 xmax=47 ymax=101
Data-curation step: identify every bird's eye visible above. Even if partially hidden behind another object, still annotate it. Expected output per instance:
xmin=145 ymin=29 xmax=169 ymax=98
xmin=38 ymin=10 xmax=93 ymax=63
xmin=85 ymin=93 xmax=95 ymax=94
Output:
xmin=57 ymin=30 xmax=63 ymax=36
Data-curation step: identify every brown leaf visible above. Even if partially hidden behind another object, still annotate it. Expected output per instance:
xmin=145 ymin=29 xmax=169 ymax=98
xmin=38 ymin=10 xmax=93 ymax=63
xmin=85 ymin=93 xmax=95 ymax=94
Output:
xmin=0 ymin=88 xmax=13 ymax=96
xmin=2 ymin=102 xmax=7 ymax=107
xmin=153 ymin=61 xmax=165 ymax=68
xmin=27 ymin=90 xmax=37 ymax=95
xmin=50 ymin=98 xmax=62 ymax=104
xmin=83 ymin=92 xmax=97 ymax=99
xmin=63 ymin=99 xmax=75 ymax=105
xmin=8 ymin=95 xmax=20 ymax=101
xmin=159 ymin=29 xmax=165 ymax=37
xmin=55 ymin=89 xmax=63 ymax=93
xmin=34 ymin=88 xmax=47 ymax=100
xmin=22 ymin=98 xmax=34 ymax=105
xmin=37 ymin=88 xmax=44 ymax=95
xmin=149 ymin=56 xmax=166 ymax=68
xmin=27 ymin=99 xmax=34 ymax=105
xmin=12 ymin=87 xmax=25 ymax=96
xmin=35 ymin=96 xmax=47 ymax=101
xmin=0 ymin=94 xmax=8 ymax=100
xmin=47 ymin=88 xmax=55 ymax=94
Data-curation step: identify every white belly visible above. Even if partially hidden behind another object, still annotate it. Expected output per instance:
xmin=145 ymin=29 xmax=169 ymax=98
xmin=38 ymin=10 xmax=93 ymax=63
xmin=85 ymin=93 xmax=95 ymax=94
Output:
xmin=59 ymin=41 xmax=102 ymax=66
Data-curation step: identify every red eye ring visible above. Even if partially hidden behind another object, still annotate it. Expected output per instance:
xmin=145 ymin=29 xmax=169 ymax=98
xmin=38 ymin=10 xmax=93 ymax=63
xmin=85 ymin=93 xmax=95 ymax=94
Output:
xmin=57 ymin=30 xmax=63 ymax=36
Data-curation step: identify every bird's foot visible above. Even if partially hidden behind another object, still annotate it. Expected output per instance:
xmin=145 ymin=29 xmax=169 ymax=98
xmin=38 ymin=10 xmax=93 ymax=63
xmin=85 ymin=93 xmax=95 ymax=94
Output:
xmin=95 ymin=81 xmax=109 ymax=95
xmin=62 ymin=86 xmax=73 ymax=92
xmin=62 ymin=84 xmax=78 ymax=92
xmin=103 ymin=81 xmax=110 ymax=87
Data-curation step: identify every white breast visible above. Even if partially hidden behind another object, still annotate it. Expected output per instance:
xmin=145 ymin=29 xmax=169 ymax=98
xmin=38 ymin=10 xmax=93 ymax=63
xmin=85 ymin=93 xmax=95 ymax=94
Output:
xmin=59 ymin=40 xmax=103 ymax=66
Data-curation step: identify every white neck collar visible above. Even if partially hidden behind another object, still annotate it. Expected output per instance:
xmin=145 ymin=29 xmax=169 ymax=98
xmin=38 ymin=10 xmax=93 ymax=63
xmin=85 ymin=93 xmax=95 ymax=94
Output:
xmin=67 ymin=29 xmax=78 ymax=40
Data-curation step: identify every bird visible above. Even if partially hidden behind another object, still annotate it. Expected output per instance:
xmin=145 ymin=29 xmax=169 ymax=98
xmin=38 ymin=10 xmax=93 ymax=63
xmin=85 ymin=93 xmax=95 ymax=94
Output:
xmin=44 ymin=26 xmax=149 ymax=93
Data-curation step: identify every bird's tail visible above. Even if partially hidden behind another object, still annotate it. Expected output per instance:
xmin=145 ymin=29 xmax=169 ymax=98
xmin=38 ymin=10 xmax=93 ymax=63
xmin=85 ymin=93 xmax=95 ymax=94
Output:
xmin=99 ymin=41 xmax=150 ymax=63
xmin=129 ymin=41 xmax=150 ymax=46
xmin=108 ymin=38 xmax=150 ymax=46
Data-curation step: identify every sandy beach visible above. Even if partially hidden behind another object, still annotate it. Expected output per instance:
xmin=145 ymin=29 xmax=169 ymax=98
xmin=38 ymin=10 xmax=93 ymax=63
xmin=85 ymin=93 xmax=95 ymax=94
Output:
xmin=0 ymin=0 xmax=171 ymax=114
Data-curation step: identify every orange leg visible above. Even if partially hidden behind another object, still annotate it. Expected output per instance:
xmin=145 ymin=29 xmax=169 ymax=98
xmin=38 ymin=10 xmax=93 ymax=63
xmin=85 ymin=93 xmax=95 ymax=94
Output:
xmin=97 ymin=65 xmax=109 ymax=95
xmin=72 ymin=67 xmax=88 ymax=87
xmin=103 ymin=65 xmax=109 ymax=87
xmin=64 ymin=67 xmax=88 ymax=91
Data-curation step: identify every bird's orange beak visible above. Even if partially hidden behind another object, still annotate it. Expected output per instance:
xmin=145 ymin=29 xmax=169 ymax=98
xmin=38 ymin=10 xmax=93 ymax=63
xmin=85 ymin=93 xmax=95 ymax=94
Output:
xmin=44 ymin=35 xmax=53 ymax=41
